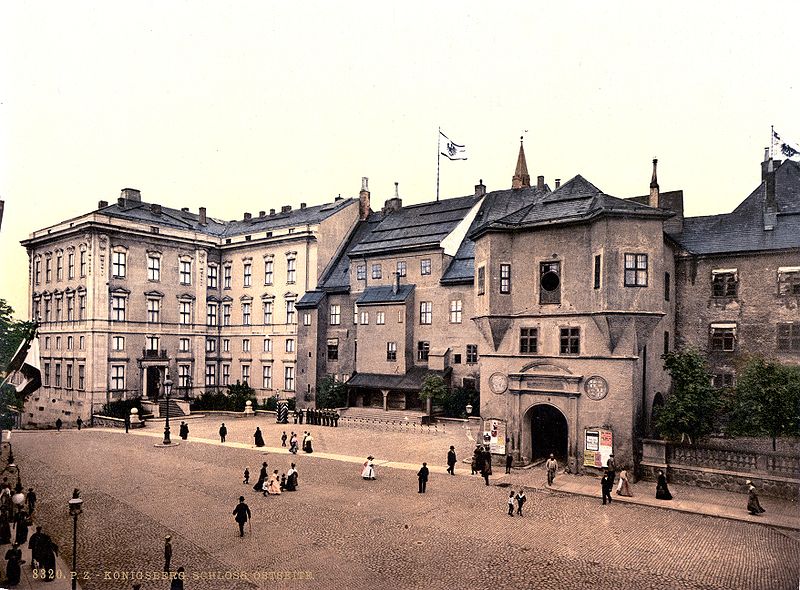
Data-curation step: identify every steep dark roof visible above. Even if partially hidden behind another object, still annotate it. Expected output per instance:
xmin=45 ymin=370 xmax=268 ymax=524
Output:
xmin=355 ymin=285 xmax=415 ymax=305
xmin=346 ymin=366 xmax=449 ymax=392
xmin=296 ymin=290 xmax=326 ymax=309
xmin=316 ymin=215 xmax=382 ymax=292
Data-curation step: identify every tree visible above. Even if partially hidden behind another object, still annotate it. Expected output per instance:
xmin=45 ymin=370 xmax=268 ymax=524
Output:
xmin=316 ymin=376 xmax=347 ymax=409
xmin=0 ymin=299 xmax=36 ymax=370
xmin=728 ymin=356 xmax=800 ymax=451
xmin=441 ymin=385 xmax=480 ymax=418
xmin=418 ymin=374 xmax=448 ymax=416
xmin=656 ymin=348 xmax=720 ymax=445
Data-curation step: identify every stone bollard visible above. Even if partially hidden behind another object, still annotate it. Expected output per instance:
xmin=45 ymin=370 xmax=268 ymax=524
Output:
xmin=129 ymin=407 xmax=142 ymax=427
xmin=243 ymin=400 xmax=255 ymax=417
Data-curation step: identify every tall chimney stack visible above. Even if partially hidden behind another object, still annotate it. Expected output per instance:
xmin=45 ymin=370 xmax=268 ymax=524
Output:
xmin=537 ymin=175 xmax=545 ymax=191
xmin=359 ymin=177 xmax=371 ymax=220
xmin=764 ymin=158 xmax=777 ymax=230
xmin=199 ymin=207 xmax=207 ymax=225
xmin=649 ymin=158 xmax=660 ymax=208
xmin=120 ymin=188 xmax=141 ymax=202
xmin=555 ymin=179 xmax=561 ymax=189
xmin=392 ymin=271 xmax=400 ymax=294
xmin=474 ymin=179 xmax=486 ymax=197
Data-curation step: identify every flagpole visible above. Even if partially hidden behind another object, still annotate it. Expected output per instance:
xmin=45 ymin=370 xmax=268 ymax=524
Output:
xmin=436 ymin=127 xmax=441 ymax=202
xmin=770 ymin=124 xmax=774 ymax=160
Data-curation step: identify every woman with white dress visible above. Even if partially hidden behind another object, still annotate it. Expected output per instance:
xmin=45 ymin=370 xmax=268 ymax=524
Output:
xmin=361 ymin=456 xmax=376 ymax=480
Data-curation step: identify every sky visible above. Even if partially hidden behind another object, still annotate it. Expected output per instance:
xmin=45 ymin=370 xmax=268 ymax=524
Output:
xmin=1 ymin=1 xmax=797 ymax=318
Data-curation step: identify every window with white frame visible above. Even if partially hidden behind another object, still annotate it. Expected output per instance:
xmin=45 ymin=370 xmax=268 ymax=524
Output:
xmin=284 ymin=366 xmax=295 ymax=391
xmin=206 ymin=338 xmax=216 ymax=353
xmin=500 ymin=263 xmax=511 ymax=294
xmin=78 ymin=365 xmax=85 ymax=390
xmin=67 ymin=336 xmax=73 ymax=350
xmin=421 ymin=258 xmax=431 ymax=276
xmin=327 ymin=338 xmax=339 ymax=361
xmin=79 ymin=250 xmax=87 ymax=277
xmin=54 ymin=363 xmax=62 ymax=387
xmin=180 ymin=259 xmax=192 ymax=285
xmin=778 ymin=267 xmax=800 ymax=296
xmin=111 ymin=296 xmax=126 ymax=321
xmin=146 ymin=335 xmax=159 ymax=351
xmin=110 ymin=364 xmax=125 ymax=390
xmin=450 ymin=300 xmax=462 ymax=323
xmin=68 ymin=252 xmax=75 ymax=279
xmin=242 ymin=338 xmax=251 ymax=353
xmin=376 ymin=311 xmax=385 ymax=325
xmin=66 ymin=363 xmax=73 ymax=389
xmin=147 ymin=298 xmax=160 ymax=323
xmin=55 ymin=296 xmax=63 ymax=321
xmin=417 ymin=341 xmax=429 ymax=361
xmin=287 ymin=257 xmax=296 ymax=283
xmin=286 ymin=300 xmax=296 ymax=324
xmin=263 ymin=365 xmax=272 ymax=388
xmin=66 ymin=296 xmax=74 ymax=321
xmin=419 ymin=301 xmax=432 ymax=325
xmin=356 ymin=264 xmax=365 ymax=280
xmin=179 ymin=301 xmax=192 ymax=325
xmin=55 ymin=336 xmax=61 ymax=350
xmin=207 ymin=302 xmax=218 ymax=326
xmin=286 ymin=339 xmax=295 ymax=353
xmin=45 ymin=257 xmax=52 ymax=282
xmin=43 ymin=362 xmax=50 ymax=386
xmin=263 ymin=300 xmax=273 ymax=324
xmin=56 ymin=252 xmax=64 ymax=281
xmin=148 ymin=255 xmax=161 ymax=281
xmin=263 ymin=338 xmax=272 ymax=352
xmin=207 ymin=265 xmax=218 ymax=288
xmin=710 ymin=323 xmax=736 ymax=351
xmin=178 ymin=364 xmax=191 ymax=388
xmin=79 ymin=294 xmax=86 ymax=320
xmin=264 ymin=259 xmax=274 ymax=285
xmin=223 ymin=304 xmax=231 ymax=326
xmin=243 ymin=262 xmax=252 ymax=287
xmin=79 ymin=336 xmax=85 ymax=350
xmin=466 ymin=344 xmax=478 ymax=364
xmin=205 ymin=364 xmax=216 ymax=387
xmin=477 ymin=266 xmax=485 ymax=295
xmin=372 ymin=264 xmax=382 ymax=279
xmin=387 ymin=341 xmax=397 ymax=361
xmin=179 ymin=337 xmax=190 ymax=352
xmin=223 ymin=338 xmax=230 ymax=352
xmin=329 ymin=304 xmax=341 ymax=325
xmin=112 ymin=251 xmax=126 ymax=278
xmin=242 ymin=302 xmax=251 ymax=325
xmin=397 ymin=261 xmax=407 ymax=277
xmin=222 ymin=364 xmax=230 ymax=386
xmin=35 ymin=259 xmax=41 ymax=284
xmin=223 ymin=265 xmax=232 ymax=289
xmin=241 ymin=364 xmax=250 ymax=385
xmin=360 ymin=311 xmax=369 ymax=325
xmin=112 ymin=336 xmax=125 ymax=351
xmin=303 ymin=312 xmax=311 ymax=326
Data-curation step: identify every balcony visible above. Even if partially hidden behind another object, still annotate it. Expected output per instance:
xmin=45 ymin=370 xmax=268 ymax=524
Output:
xmin=142 ymin=348 xmax=168 ymax=360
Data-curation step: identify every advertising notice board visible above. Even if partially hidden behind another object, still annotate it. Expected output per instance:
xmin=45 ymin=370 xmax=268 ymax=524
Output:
xmin=482 ymin=419 xmax=506 ymax=455
xmin=583 ymin=428 xmax=613 ymax=468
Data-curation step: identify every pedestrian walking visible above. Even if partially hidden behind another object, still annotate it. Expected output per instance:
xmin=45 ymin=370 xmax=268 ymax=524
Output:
xmin=124 ymin=414 xmax=130 ymax=433
xmin=601 ymin=472 xmax=613 ymax=505
xmin=289 ymin=432 xmax=298 ymax=454
xmin=170 ymin=567 xmax=185 ymax=590
xmin=55 ymin=418 xmax=62 ymax=432
xmin=253 ymin=462 xmax=268 ymax=492
xmin=163 ymin=535 xmax=172 ymax=572
xmin=304 ymin=431 xmax=314 ymax=453
xmin=264 ymin=470 xmax=282 ymax=495
xmin=286 ymin=464 xmax=298 ymax=491
xmin=746 ymin=480 xmax=766 ymax=515
xmin=219 ymin=423 xmax=227 ymax=443
xmin=480 ymin=461 xmax=491 ymax=486
xmin=507 ymin=492 xmax=515 ymax=516
xmin=25 ymin=488 xmax=36 ymax=515
xmin=28 ymin=525 xmax=45 ymax=569
xmin=179 ymin=421 xmax=189 ymax=441
xmin=606 ymin=454 xmax=616 ymax=486
xmin=546 ymin=454 xmax=558 ymax=486
xmin=281 ymin=431 xmax=287 ymax=447
xmin=242 ymin=468 xmax=250 ymax=485
xmin=616 ymin=468 xmax=633 ymax=497
xmin=4 ymin=542 xmax=22 ymax=587
xmin=505 ymin=452 xmax=513 ymax=474
xmin=0 ymin=508 xmax=11 ymax=545
xmin=14 ymin=511 xmax=29 ymax=544
xmin=232 ymin=496 xmax=251 ymax=537
xmin=446 ymin=446 xmax=457 ymax=475
xmin=76 ymin=417 xmax=83 ymax=430
xmin=254 ymin=427 xmax=265 ymax=447
xmin=361 ymin=456 xmax=376 ymax=480
xmin=516 ymin=489 xmax=527 ymax=515
xmin=655 ymin=470 xmax=672 ymax=500
xmin=417 ymin=463 xmax=429 ymax=493
xmin=298 ymin=409 xmax=304 ymax=425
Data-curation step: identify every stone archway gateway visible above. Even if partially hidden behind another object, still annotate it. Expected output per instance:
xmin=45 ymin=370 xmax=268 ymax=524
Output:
xmin=529 ymin=404 xmax=568 ymax=462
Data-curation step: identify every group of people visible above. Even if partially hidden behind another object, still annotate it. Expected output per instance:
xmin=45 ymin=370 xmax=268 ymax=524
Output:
xmin=506 ymin=490 xmax=527 ymax=516
xmin=246 ymin=461 xmax=300 ymax=497
xmin=293 ymin=408 xmax=339 ymax=427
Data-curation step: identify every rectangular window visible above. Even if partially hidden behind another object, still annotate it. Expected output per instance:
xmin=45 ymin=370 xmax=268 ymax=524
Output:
xmin=327 ymin=339 xmax=339 ymax=361
xmin=112 ymin=336 xmax=125 ymax=351
xmin=286 ymin=300 xmax=296 ymax=324
xmin=419 ymin=301 xmax=432 ymax=325
xmin=179 ymin=338 xmax=190 ymax=352
xmin=560 ymin=327 xmax=580 ymax=355
xmin=111 ymin=296 xmax=126 ymax=321
xmin=263 ymin=338 xmax=272 ymax=352
xmin=376 ymin=311 xmax=385 ymax=325
xmin=264 ymin=260 xmax=274 ymax=285
xmin=55 ymin=298 xmax=62 ymax=321
xmin=242 ymin=338 xmax=251 ymax=353
xmin=56 ymin=336 xmax=61 ymax=350
xmin=453 ymin=353 xmax=461 ymax=364
xmin=777 ymin=322 xmax=800 ymax=351
xmin=207 ymin=265 xmax=217 ymax=288
xmin=303 ymin=312 xmax=311 ymax=326
xmin=180 ymin=260 xmax=192 ymax=285
xmin=520 ymin=328 xmax=538 ymax=353
xmin=222 ymin=364 xmax=230 ymax=386
xmin=624 ymin=253 xmax=648 ymax=287
xmin=263 ymin=301 xmax=273 ymax=324
xmin=223 ymin=338 xmax=230 ymax=352
xmin=79 ymin=336 xmax=84 ymax=350
xmin=54 ymin=363 xmax=62 ymax=387
xmin=179 ymin=301 xmax=191 ymax=325
xmin=329 ymin=304 xmax=341 ymax=325
xmin=148 ymin=256 xmax=160 ymax=281
xmin=66 ymin=297 xmax=74 ymax=321
xmin=378 ymin=341 xmax=394 ymax=362
xmin=263 ymin=365 xmax=272 ymax=389
xmin=205 ymin=364 xmax=216 ymax=387
xmin=179 ymin=364 xmax=191 ymax=388
xmin=287 ymin=258 xmax=296 ymax=283
xmin=57 ymin=253 xmax=63 ymax=280
xmin=46 ymin=258 xmax=52 ymax=282
xmin=241 ymin=364 xmax=250 ymax=385
xmin=147 ymin=299 xmax=160 ymax=323
xmin=477 ymin=266 xmax=485 ymax=295
xmin=594 ymin=255 xmax=601 ymax=289
xmin=500 ymin=263 xmax=511 ymax=294
xmin=664 ymin=272 xmax=671 ymax=301
xmin=242 ymin=302 xmax=251 ymax=325
xmin=223 ymin=304 xmax=231 ymax=326
xmin=146 ymin=335 xmax=159 ymax=352
xmin=664 ymin=331 xmax=670 ymax=355
xmin=112 ymin=251 xmax=126 ymax=278
xmin=43 ymin=362 xmax=50 ymax=386
xmin=284 ymin=366 xmax=295 ymax=391
xmin=421 ymin=259 xmax=431 ymax=276
xmin=66 ymin=363 xmax=73 ymax=389
xmin=450 ymin=300 xmax=462 ymax=324
xmin=360 ymin=311 xmax=369 ymax=325
xmin=466 ymin=344 xmax=478 ymax=364
xmin=417 ymin=341 xmax=430 ymax=362
xmin=207 ymin=303 xmax=218 ymax=326
xmin=356 ymin=264 xmax=366 ymax=280
xmin=206 ymin=338 xmax=217 ymax=353
xmin=223 ymin=265 xmax=232 ymax=289
xmin=35 ymin=260 xmax=41 ymax=284
xmin=712 ymin=372 xmax=736 ymax=389
xmin=540 ymin=261 xmax=561 ymax=304
xmin=372 ymin=264 xmax=382 ymax=279
xmin=79 ymin=295 xmax=86 ymax=320
xmin=397 ymin=261 xmax=407 ymax=277
xmin=111 ymin=365 xmax=125 ymax=391
xmin=778 ymin=268 xmax=800 ymax=296
xmin=243 ymin=263 xmax=252 ymax=287
xmin=711 ymin=270 xmax=737 ymax=298
xmin=78 ymin=365 xmax=85 ymax=390
xmin=80 ymin=251 xmax=87 ymax=277
xmin=44 ymin=300 xmax=51 ymax=322
xmin=710 ymin=325 xmax=736 ymax=352
xmin=68 ymin=253 xmax=75 ymax=279
xmin=286 ymin=339 xmax=295 ymax=353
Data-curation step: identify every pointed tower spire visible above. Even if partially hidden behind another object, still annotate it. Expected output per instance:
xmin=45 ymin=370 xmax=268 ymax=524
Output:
xmin=648 ymin=158 xmax=660 ymax=208
xmin=512 ymin=136 xmax=531 ymax=189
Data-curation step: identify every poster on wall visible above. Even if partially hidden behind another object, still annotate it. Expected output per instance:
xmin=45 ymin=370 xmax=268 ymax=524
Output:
xmin=482 ymin=419 xmax=506 ymax=455
xmin=583 ymin=428 xmax=613 ymax=468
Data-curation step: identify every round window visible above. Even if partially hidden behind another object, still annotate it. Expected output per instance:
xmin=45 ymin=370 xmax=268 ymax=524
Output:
xmin=541 ymin=271 xmax=560 ymax=292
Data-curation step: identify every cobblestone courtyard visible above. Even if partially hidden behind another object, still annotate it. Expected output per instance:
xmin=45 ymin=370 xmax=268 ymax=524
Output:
xmin=10 ymin=418 xmax=800 ymax=590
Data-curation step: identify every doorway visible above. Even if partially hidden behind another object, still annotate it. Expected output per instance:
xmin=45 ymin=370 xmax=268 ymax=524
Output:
xmin=530 ymin=404 xmax=568 ymax=461
xmin=146 ymin=367 xmax=161 ymax=399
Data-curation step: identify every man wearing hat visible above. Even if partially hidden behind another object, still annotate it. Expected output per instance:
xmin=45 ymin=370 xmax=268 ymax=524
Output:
xmin=746 ymin=480 xmax=766 ymax=515
xmin=232 ymin=496 xmax=251 ymax=537
xmin=606 ymin=454 xmax=616 ymax=486
xmin=164 ymin=535 xmax=172 ymax=571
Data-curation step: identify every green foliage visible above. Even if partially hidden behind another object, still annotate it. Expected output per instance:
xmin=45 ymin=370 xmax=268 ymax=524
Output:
xmin=656 ymin=348 xmax=720 ymax=445
xmin=100 ymin=397 xmax=143 ymax=419
xmin=418 ymin=374 xmax=448 ymax=404
xmin=440 ymin=385 xmax=480 ymax=418
xmin=190 ymin=382 xmax=257 ymax=412
xmin=0 ymin=299 xmax=36 ymax=372
xmin=727 ymin=356 xmax=800 ymax=450
xmin=316 ymin=376 xmax=347 ymax=409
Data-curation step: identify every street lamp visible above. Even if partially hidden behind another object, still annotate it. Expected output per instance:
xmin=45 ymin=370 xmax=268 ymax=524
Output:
xmin=162 ymin=375 xmax=173 ymax=445
xmin=68 ymin=489 xmax=83 ymax=590
xmin=465 ymin=404 xmax=473 ymax=416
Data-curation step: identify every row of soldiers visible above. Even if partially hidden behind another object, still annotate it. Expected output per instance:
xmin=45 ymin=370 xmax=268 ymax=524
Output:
xmin=292 ymin=408 xmax=339 ymax=427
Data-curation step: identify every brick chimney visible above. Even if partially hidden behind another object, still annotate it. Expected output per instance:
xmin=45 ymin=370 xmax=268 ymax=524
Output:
xmin=764 ymin=158 xmax=777 ymax=231
xmin=281 ymin=205 xmax=292 ymax=213
xmin=537 ymin=175 xmax=545 ymax=191
xmin=649 ymin=158 xmax=660 ymax=208
xmin=359 ymin=177 xmax=371 ymax=220
xmin=555 ymin=179 xmax=561 ymax=189
xmin=300 ymin=202 xmax=307 ymax=209
xmin=150 ymin=203 xmax=162 ymax=215
xmin=98 ymin=200 xmax=109 ymax=208
xmin=259 ymin=210 xmax=266 ymax=218
xmin=392 ymin=271 xmax=400 ymax=294
xmin=244 ymin=212 xmax=252 ymax=220
xmin=269 ymin=208 xmax=275 ymax=215
xmin=474 ymin=179 xmax=486 ymax=197
xmin=120 ymin=188 xmax=141 ymax=202
xmin=199 ymin=207 xmax=207 ymax=225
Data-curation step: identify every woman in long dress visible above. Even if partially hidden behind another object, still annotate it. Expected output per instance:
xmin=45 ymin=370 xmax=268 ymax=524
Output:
xmin=286 ymin=464 xmax=298 ymax=491
xmin=304 ymin=432 xmax=313 ymax=453
xmin=616 ymin=468 xmax=633 ymax=497
xmin=361 ymin=456 xmax=376 ymax=480
xmin=266 ymin=470 xmax=282 ymax=495
xmin=655 ymin=470 xmax=672 ymax=500
xmin=253 ymin=427 xmax=265 ymax=448
xmin=253 ymin=462 xmax=268 ymax=492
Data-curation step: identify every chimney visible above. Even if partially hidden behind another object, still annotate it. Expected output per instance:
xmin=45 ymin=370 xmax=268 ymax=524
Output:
xmin=150 ymin=203 xmax=162 ymax=215
xmin=120 ymin=188 xmax=141 ymax=202
xmin=383 ymin=182 xmax=403 ymax=213
xmin=199 ymin=207 xmax=207 ymax=226
xmin=764 ymin=158 xmax=777 ymax=231
xmin=259 ymin=210 xmax=266 ymax=217
xmin=269 ymin=208 xmax=275 ymax=215
xmin=474 ymin=179 xmax=486 ymax=197
xmin=392 ymin=271 xmax=400 ymax=294
xmin=181 ymin=207 xmax=189 ymax=213
xmin=98 ymin=200 xmax=108 ymax=208
xmin=555 ymin=179 xmax=561 ymax=189
xmin=359 ymin=177 xmax=371 ymax=220
xmin=117 ymin=197 xmax=126 ymax=208
xmin=244 ymin=212 xmax=252 ymax=220
xmin=649 ymin=158 xmax=660 ymax=208
xmin=281 ymin=205 xmax=292 ymax=213
xmin=537 ymin=175 xmax=545 ymax=191
xmin=300 ymin=202 xmax=307 ymax=209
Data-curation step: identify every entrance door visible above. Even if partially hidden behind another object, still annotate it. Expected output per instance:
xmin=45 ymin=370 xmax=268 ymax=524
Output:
xmin=146 ymin=367 xmax=161 ymax=399
xmin=530 ymin=404 xmax=568 ymax=461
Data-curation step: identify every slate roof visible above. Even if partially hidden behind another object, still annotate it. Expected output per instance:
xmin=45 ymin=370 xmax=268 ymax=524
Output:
xmin=295 ymin=290 xmax=327 ymax=309
xmin=355 ymin=285 xmax=415 ymax=305
xmin=346 ymin=366 xmax=450 ymax=392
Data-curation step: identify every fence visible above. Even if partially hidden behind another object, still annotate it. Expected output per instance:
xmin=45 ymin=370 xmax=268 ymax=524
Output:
xmin=338 ymin=416 xmax=445 ymax=435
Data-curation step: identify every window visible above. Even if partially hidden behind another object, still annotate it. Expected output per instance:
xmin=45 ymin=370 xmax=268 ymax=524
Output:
xmin=56 ymin=336 xmax=61 ymax=350
xmin=286 ymin=339 xmax=295 ymax=353
xmin=111 ymin=296 xmax=126 ymax=321
xmin=147 ymin=299 xmax=160 ymax=323
xmin=179 ymin=301 xmax=192 ymax=325
xmin=450 ymin=300 xmax=462 ymax=324
xmin=148 ymin=256 xmax=160 ymax=281
xmin=263 ymin=365 xmax=272 ymax=389
xmin=42 ymin=362 xmax=50 ymax=386
xmin=421 ymin=259 xmax=431 ymax=276
xmin=146 ymin=335 xmax=159 ymax=351
xmin=222 ymin=364 xmax=230 ymax=386
xmin=284 ymin=366 xmax=295 ymax=391
xmin=398 ymin=309 xmax=403 ymax=323
xmin=34 ymin=259 xmax=41 ymax=284
xmin=79 ymin=336 xmax=85 ymax=350
xmin=46 ymin=257 xmax=52 ymax=282
xmin=110 ymin=365 xmax=125 ymax=391
xmin=286 ymin=300 xmax=296 ymax=324
xmin=243 ymin=263 xmax=252 ymax=287
xmin=263 ymin=301 xmax=273 ymax=324
xmin=710 ymin=324 xmax=736 ymax=352
xmin=466 ymin=344 xmax=478 ymax=364
xmin=397 ymin=261 xmax=407 ymax=277
xmin=376 ymin=311 xmax=385 ymax=325
xmin=500 ymin=263 xmax=511 ymax=294
xmin=223 ymin=265 xmax=232 ymax=289
xmin=55 ymin=297 xmax=63 ymax=321
xmin=242 ymin=302 xmax=251 ymax=325
xmin=712 ymin=372 xmax=736 ymax=389
xmin=327 ymin=339 xmax=339 ymax=361
xmin=453 ymin=353 xmax=461 ymax=364
xmin=242 ymin=338 xmax=251 ymax=353
xmin=777 ymin=323 xmax=800 ymax=351
xmin=206 ymin=338 xmax=217 ymax=353
xmin=287 ymin=258 xmax=296 ymax=283
xmin=356 ymin=265 xmax=366 ymax=280
xmin=179 ymin=338 xmax=190 ymax=352
xmin=417 ymin=341 xmax=430 ymax=361
xmin=664 ymin=272 xmax=671 ymax=301
xmin=477 ymin=266 xmax=485 ymax=295
xmin=205 ymin=365 xmax=216 ymax=387
xmin=223 ymin=338 xmax=230 ymax=352
xmin=68 ymin=253 xmax=75 ymax=279
xmin=180 ymin=260 xmax=192 ymax=285
xmin=329 ymin=304 xmax=341 ymax=325
xmin=624 ymin=253 xmax=648 ymax=287
xmin=354 ymin=303 xmax=359 ymax=324
xmin=419 ymin=301 xmax=432 ymax=325
xmin=560 ymin=327 xmax=580 ymax=355
xmin=56 ymin=253 xmax=63 ymax=280
xmin=179 ymin=364 xmax=191 ymax=388
xmin=664 ymin=331 xmax=670 ymax=355
xmin=777 ymin=267 xmax=800 ymax=296
xmin=54 ymin=363 xmax=62 ymax=387
xmin=44 ymin=336 xmax=50 ymax=350
xmin=67 ymin=336 xmax=73 ymax=350
xmin=80 ymin=250 xmax=87 ymax=277
xmin=66 ymin=297 xmax=74 ymax=321
xmin=372 ymin=264 xmax=382 ymax=279
xmin=241 ymin=364 xmax=250 ymax=385
xmin=223 ymin=304 xmax=231 ymax=326
xmin=360 ymin=311 xmax=369 ymax=325
xmin=520 ymin=328 xmax=538 ymax=353
xmin=303 ymin=312 xmax=312 ymax=326
xmin=594 ymin=255 xmax=601 ymax=289
xmin=66 ymin=364 xmax=73 ymax=389
xmin=263 ymin=338 xmax=272 ymax=352
xmin=112 ymin=336 xmax=125 ymax=351
xmin=711 ymin=270 xmax=737 ymax=298
xmin=78 ymin=365 xmax=85 ymax=390
xmin=112 ymin=251 xmax=126 ymax=278
xmin=207 ymin=303 xmax=218 ymax=326
xmin=207 ymin=265 xmax=218 ymax=288
xmin=540 ymin=261 xmax=561 ymax=304
xmin=79 ymin=295 xmax=86 ymax=320
xmin=264 ymin=259 xmax=274 ymax=285
xmin=44 ymin=299 xmax=51 ymax=322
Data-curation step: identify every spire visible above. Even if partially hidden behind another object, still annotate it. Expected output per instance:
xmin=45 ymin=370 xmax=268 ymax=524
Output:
xmin=648 ymin=158 xmax=660 ymax=208
xmin=512 ymin=136 xmax=531 ymax=189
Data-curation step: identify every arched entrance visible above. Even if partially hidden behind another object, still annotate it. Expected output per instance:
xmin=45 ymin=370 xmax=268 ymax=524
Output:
xmin=530 ymin=404 xmax=568 ymax=461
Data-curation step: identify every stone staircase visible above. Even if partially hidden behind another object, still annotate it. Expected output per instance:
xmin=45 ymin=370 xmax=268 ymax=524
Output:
xmin=159 ymin=399 xmax=186 ymax=418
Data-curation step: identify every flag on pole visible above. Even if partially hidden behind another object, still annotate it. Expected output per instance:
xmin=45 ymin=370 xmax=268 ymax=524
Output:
xmin=439 ymin=131 xmax=468 ymax=161
xmin=3 ymin=333 xmax=41 ymax=397
xmin=773 ymin=129 xmax=800 ymax=160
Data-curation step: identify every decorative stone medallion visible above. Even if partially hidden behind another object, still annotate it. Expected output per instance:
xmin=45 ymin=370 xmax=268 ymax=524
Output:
xmin=489 ymin=372 xmax=508 ymax=394
xmin=584 ymin=375 xmax=609 ymax=400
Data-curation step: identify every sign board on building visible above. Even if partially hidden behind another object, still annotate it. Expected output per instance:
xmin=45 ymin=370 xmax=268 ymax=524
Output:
xmin=583 ymin=428 xmax=613 ymax=468
xmin=482 ymin=419 xmax=506 ymax=455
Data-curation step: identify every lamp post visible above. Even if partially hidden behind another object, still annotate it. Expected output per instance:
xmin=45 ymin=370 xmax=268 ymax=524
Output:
xmin=162 ymin=375 xmax=173 ymax=445
xmin=68 ymin=489 xmax=83 ymax=590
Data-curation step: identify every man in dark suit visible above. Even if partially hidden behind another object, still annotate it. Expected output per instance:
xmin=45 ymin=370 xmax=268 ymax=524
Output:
xmin=446 ymin=446 xmax=457 ymax=475
xmin=601 ymin=471 xmax=613 ymax=505
xmin=219 ymin=423 xmax=228 ymax=443
xmin=232 ymin=496 xmax=251 ymax=537
xmin=417 ymin=463 xmax=429 ymax=493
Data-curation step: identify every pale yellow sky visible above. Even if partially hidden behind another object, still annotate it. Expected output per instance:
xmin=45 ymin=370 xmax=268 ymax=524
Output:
xmin=1 ymin=1 xmax=797 ymax=318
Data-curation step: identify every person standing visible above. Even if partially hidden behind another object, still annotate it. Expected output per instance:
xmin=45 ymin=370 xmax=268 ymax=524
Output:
xmin=14 ymin=511 xmax=29 ymax=544
xmin=286 ymin=464 xmax=298 ymax=491
xmin=298 ymin=409 xmax=304 ymax=425
xmin=232 ymin=497 xmax=251 ymax=537
xmin=253 ymin=462 xmax=268 ymax=492
xmin=163 ymin=535 xmax=172 ymax=572
xmin=505 ymin=452 xmax=513 ymax=474
xmin=655 ymin=470 xmax=673 ymax=500
xmin=746 ymin=480 xmax=766 ymax=515
xmin=124 ymin=414 xmax=130 ymax=433
xmin=616 ymin=468 xmax=633 ymax=497
xmin=281 ymin=431 xmax=287 ymax=447
xmin=601 ymin=472 xmax=613 ymax=505
xmin=28 ymin=525 xmax=46 ymax=569
xmin=55 ymin=418 xmax=62 ymax=432
xmin=242 ymin=468 xmax=250 ymax=485
xmin=179 ymin=422 xmax=189 ymax=441
xmin=446 ymin=446 xmax=457 ymax=475
xmin=507 ymin=492 xmax=515 ymax=516
xmin=480 ymin=460 xmax=491 ymax=487
xmin=516 ymin=489 xmax=527 ymax=516
xmin=606 ymin=454 xmax=616 ymax=486
xmin=361 ymin=457 xmax=376 ymax=480
xmin=4 ymin=542 xmax=22 ymax=586
xmin=333 ymin=411 xmax=339 ymax=427
xmin=170 ymin=566 xmax=185 ymax=590
xmin=253 ymin=427 xmax=265 ymax=448
xmin=219 ymin=423 xmax=228 ymax=443
xmin=304 ymin=431 xmax=314 ymax=453
xmin=76 ymin=417 xmax=83 ymax=430
xmin=545 ymin=454 xmax=558 ymax=486
xmin=25 ymin=488 xmax=36 ymax=515
xmin=417 ymin=463 xmax=429 ymax=493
